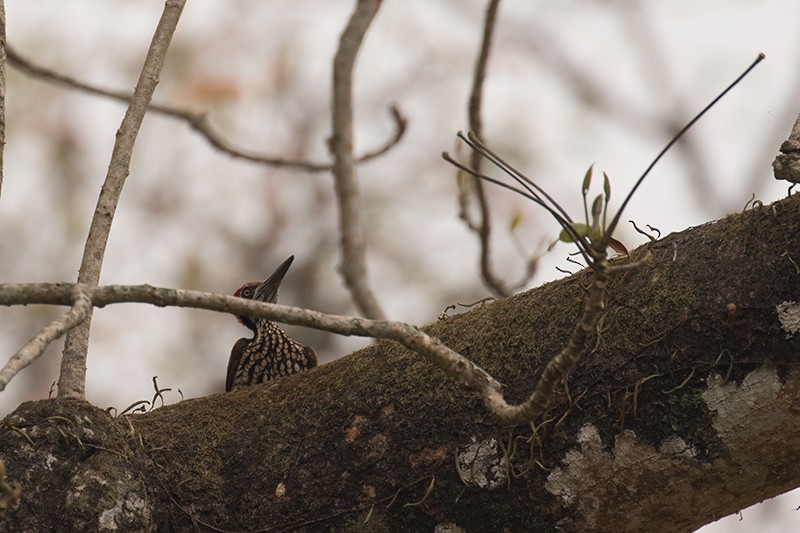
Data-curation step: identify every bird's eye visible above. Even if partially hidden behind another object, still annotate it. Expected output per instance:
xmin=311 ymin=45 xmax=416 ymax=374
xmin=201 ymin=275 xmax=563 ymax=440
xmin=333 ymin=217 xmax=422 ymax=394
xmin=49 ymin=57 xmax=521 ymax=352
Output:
xmin=236 ymin=285 xmax=255 ymax=298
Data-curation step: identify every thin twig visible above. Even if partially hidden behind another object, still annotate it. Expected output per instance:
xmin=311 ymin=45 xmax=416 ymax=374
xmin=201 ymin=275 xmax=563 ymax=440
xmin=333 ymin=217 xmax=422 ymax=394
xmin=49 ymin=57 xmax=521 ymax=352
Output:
xmin=0 ymin=285 xmax=91 ymax=391
xmin=330 ymin=0 xmax=386 ymax=320
xmin=2 ymin=281 xmax=503 ymax=410
xmin=443 ymin=144 xmax=593 ymax=265
xmin=462 ymin=0 xmax=510 ymax=297
xmin=58 ymin=0 xmax=187 ymax=400
xmin=603 ymin=53 xmax=765 ymax=244
xmin=5 ymin=45 xmax=407 ymax=172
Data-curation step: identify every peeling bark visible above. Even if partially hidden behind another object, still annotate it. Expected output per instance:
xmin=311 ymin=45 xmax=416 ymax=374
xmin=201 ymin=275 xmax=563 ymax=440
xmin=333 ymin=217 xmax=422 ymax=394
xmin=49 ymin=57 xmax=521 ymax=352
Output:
xmin=1 ymin=193 xmax=800 ymax=532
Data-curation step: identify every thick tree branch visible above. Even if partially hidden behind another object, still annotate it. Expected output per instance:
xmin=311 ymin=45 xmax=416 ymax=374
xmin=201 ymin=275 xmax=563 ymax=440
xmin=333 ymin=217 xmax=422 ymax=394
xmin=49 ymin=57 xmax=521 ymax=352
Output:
xmin=58 ymin=0 xmax=186 ymax=400
xmin=6 ymin=44 xmax=407 ymax=172
xmin=330 ymin=0 xmax=386 ymax=320
xmin=3 ymin=192 xmax=800 ymax=531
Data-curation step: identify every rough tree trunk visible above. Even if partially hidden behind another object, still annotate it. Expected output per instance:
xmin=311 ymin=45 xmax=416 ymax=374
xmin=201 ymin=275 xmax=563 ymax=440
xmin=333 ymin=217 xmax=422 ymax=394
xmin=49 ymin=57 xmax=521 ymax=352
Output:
xmin=1 ymin=193 xmax=799 ymax=532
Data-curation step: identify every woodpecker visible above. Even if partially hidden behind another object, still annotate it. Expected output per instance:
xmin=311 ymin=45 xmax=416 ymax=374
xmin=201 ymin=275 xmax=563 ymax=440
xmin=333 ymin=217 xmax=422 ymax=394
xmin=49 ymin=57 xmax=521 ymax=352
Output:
xmin=226 ymin=255 xmax=317 ymax=392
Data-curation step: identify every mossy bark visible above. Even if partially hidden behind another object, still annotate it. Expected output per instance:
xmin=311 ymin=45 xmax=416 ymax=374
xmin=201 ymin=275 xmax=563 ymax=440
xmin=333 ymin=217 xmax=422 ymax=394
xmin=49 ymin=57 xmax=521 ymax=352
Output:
xmin=2 ymin=194 xmax=800 ymax=532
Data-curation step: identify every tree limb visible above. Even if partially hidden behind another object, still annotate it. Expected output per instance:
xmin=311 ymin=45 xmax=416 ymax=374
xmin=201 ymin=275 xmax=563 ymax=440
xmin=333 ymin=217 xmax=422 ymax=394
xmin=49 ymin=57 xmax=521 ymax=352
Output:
xmin=6 ymin=43 xmax=407 ymax=172
xmin=330 ymin=0 xmax=386 ymax=320
xmin=0 ymin=1 xmax=6 ymax=200
xmin=58 ymin=0 xmax=186 ymax=399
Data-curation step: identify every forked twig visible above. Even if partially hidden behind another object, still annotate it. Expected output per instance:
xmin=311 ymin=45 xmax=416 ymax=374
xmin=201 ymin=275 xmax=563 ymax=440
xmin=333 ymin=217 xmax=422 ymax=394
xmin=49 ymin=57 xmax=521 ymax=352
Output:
xmin=5 ymin=44 xmax=407 ymax=172
xmin=0 ymin=39 xmax=766 ymax=425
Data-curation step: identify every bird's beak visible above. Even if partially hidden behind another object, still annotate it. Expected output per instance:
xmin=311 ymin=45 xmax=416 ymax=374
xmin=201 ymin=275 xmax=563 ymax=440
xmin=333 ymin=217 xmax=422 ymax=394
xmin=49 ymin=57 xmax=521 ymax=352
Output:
xmin=254 ymin=255 xmax=295 ymax=303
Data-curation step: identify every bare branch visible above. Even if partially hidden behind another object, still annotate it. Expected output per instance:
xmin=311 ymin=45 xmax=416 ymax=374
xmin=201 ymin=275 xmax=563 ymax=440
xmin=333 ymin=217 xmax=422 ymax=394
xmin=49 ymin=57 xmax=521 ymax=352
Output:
xmin=0 ymin=286 xmax=91 ymax=392
xmin=0 ymin=1 xmax=6 ymax=200
xmin=58 ymin=0 xmax=187 ymax=400
xmin=330 ymin=0 xmax=386 ymax=320
xmin=5 ymin=45 xmax=407 ymax=172
xmin=466 ymin=0 xmax=499 ymax=170
xmin=460 ymin=0 xmax=514 ymax=298
xmin=444 ymin=135 xmax=594 ymax=265
xmin=358 ymin=105 xmax=408 ymax=165
xmin=0 ymin=277 xmax=611 ymax=425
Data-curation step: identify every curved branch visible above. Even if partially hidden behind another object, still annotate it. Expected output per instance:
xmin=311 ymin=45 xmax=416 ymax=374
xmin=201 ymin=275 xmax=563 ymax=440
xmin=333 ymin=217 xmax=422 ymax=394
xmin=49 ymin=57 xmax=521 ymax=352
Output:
xmin=603 ymin=53 xmax=765 ymax=245
xmin=0 ymin=276 xmax=612 ymax=425
xmin=462 ymin=0 xmax=512 ymax=297
xmin=58 ymin=0 xmax=187 ymax=400
xmin=0 ymin=286 xmax=91 ymax=392
xmin=5 ymin=45 xmax=407 ymax=172
xmin=330 ymin=0 xmax=386 ymax=319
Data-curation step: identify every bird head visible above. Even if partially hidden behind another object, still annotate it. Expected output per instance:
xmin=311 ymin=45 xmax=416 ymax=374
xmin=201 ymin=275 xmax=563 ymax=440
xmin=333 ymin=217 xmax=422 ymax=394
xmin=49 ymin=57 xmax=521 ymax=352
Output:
xmin=233 ymin=255 xmax=295 ymax=333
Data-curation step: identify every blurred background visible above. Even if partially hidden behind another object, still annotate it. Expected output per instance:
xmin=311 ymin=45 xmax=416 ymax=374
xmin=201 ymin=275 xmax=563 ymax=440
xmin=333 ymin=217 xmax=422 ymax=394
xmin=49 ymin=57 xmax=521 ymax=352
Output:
xmin=0 ymin=1 xmax=798 ymax=530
